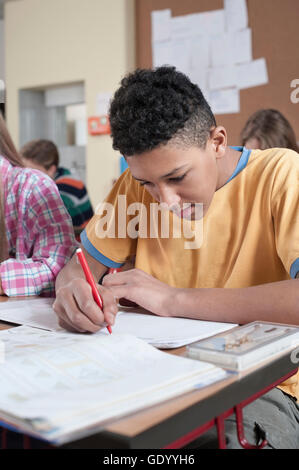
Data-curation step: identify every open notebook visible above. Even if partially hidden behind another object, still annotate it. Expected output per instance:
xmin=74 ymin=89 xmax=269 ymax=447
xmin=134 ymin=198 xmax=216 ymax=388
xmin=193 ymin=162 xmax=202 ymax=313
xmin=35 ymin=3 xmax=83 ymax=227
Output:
xmin=0 ymin=298 xmax=236 ymax=348
xmin=0 ymin=325 xmax=230 ymax=444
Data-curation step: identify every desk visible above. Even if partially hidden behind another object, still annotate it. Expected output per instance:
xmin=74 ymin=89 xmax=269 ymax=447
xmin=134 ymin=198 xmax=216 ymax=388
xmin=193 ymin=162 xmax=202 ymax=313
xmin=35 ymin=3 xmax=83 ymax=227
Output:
xmin=0 ymin=317 xmax=296 ymax=450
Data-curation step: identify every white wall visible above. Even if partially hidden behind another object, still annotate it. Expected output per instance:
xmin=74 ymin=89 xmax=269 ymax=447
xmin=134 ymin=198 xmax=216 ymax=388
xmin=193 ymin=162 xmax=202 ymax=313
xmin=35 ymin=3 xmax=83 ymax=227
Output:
xmin=5 ymin=0 xmax=135 ymax=205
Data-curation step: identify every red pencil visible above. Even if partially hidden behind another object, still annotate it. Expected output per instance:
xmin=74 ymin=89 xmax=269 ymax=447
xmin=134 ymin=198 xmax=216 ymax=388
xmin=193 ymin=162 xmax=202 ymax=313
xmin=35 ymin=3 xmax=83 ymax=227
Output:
xmin=76 ymin=248 xmax=112 ymax=334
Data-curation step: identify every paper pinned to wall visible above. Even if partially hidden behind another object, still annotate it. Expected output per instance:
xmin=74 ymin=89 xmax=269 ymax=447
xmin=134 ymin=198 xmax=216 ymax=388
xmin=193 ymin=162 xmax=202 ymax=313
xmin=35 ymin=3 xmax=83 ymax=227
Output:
xmin=169 ymin=9 xmax=225 ymax=40
xmin=210 ymin=88 xmax=240 ymax=115
xmin=209 ymin=65 xmax=238 ymax=90
xmin=236 ymin=58 xmax=269 ymax=90
xmin=169 ymin=38 xmax=192 ymax=76
xmin=190 ymin=36 xmax=211 ymax=70
xmin=151 ymin=9 xmax=171 ymax=42
xmin=188 ymin=10 xmax=225 ymax=36
xmin=150 ymin=5 xmax=269 ymax=115
xmin=211 ymin=28 xmax=252 ymax=67
xmin=170 ymin=14 xmax=192 ymax=39
xmin=188 ymin=68 xmax=209 ymax=100
xmin=96 ymin=92 xmax=113 ymax=115
xmin=152 ymin=40 xmax=172 ymax=67
xmin=224 ymin=0 xmax=248 ymax=32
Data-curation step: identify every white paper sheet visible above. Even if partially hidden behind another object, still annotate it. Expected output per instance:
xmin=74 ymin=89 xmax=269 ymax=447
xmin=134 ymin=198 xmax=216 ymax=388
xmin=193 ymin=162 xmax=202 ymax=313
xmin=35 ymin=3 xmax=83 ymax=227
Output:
xmin=152 ymin=40 xmax=172 ymax=68
xmin=170 ymin=14 xmax=192 ymax=39
xmin=211 ymin=28 xmax=252 ymax=67
xmin=209 ymin=88 xmax=240 ymax=115
xmin=187 ymin=68 xmax=209 ymax=98
xmin=100 ymin=310 xmax=236 ymax=348
xmin=0 ymin=326 xmax=229 ymax=443
xmin=96 ymin=92 xmax=113 ymax=115
xmin=188 ymin=10 xmax=225 ymax=36
xmin=236 ymin=58 xmax=268 ymax=89
xmin=169 ymin=38 xmax=192 ymax=75
xmin=190 ymin=36 xmax=210 ymax=70
xmin=209 ymin=65 xmax=238 ymax=90
xmin=0 ymin=298 xmax=236 ymax=348
xmin=170 ymin=10 xmax=225 ymax=40
xmin=224 ymin=0 xmax=248 ymax=32
xmin=151 ymin=9 xmax=171 ymax=42
xmin=0 ymin=298 xmax=60 ymax=331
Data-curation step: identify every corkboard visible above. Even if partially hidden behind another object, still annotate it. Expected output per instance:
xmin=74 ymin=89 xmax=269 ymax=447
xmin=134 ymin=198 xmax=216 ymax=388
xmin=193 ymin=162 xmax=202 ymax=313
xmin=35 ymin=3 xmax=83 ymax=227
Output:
xmin=135 ymin=0 xmax=299 ymax=145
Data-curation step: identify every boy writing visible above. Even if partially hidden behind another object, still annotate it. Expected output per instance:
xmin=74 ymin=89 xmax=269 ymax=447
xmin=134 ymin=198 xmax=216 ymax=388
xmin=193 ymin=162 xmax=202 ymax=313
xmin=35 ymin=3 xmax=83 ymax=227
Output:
xmin=54 ymin=67 xmax=299 ymax=448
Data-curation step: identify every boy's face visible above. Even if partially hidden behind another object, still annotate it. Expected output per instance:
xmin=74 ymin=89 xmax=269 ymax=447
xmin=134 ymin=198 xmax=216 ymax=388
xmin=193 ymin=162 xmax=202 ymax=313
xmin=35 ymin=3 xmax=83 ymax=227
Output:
xmin=127 ymin=137 xmax=224 ymax=220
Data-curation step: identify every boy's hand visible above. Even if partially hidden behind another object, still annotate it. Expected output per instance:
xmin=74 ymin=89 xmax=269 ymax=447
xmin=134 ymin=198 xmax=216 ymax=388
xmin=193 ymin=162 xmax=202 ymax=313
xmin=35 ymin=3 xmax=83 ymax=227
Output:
xmin=53 ymin=278 xmax=118 ymax=333
xmin=102 ymin=269 xmax=175 ymax=317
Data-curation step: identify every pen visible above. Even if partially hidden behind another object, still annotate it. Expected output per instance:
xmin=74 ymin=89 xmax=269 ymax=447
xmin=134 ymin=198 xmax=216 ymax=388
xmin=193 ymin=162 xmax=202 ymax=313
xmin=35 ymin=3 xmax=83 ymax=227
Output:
xmin=76 ymin=248 xmax=112 ymax=334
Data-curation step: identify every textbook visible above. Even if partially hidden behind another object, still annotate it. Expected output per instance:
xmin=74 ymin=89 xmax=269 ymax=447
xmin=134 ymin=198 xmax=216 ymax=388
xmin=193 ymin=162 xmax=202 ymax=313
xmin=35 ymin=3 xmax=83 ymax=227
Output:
xmin=0 ymin=325 xmax=230 ymax=445
xmin=186 ymin=321 xmax=299 ymax=371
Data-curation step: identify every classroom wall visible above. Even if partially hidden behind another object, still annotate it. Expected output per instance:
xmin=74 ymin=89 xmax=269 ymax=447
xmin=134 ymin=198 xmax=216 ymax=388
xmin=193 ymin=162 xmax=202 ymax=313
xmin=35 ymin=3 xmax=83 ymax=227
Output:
xmin=136 ymin=0 xmax=299 ymax=145
xmin=5 ymin=0 xmax=135 ymax=205
xmin=0 ymin=20 xmax=4 ymax=81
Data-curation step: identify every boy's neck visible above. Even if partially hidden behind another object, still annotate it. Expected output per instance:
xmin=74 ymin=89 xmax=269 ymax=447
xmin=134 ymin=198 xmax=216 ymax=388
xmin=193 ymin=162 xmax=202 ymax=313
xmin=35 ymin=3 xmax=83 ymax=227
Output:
xmin=216 ymin=146 xmax=243 ymax=190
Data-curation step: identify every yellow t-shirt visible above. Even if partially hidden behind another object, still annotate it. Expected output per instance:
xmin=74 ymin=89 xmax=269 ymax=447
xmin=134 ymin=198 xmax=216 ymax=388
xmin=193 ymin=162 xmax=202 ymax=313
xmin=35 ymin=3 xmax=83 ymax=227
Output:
xmin=82 ymin=147 xmax=299 ymax=397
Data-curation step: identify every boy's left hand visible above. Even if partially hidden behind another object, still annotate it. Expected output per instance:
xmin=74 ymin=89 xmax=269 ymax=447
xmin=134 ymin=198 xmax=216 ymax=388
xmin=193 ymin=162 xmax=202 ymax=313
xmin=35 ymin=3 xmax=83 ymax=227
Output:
xmin=102 ymin=268 xmax=175 ymax=317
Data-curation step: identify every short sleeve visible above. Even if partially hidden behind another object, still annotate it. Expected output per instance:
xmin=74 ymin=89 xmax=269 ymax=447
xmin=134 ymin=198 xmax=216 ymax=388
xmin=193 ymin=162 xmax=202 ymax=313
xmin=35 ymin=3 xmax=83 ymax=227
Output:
xmin=271 ymin=150 xmax=299 ymax=278
xmin=81 ymin=169 xmax=142 ymax=266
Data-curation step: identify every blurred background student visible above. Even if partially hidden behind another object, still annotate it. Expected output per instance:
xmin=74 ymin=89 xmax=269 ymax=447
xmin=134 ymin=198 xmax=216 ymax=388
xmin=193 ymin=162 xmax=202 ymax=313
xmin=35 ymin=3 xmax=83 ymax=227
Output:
xmin=21 ymin=139 xmax=94 ymax=240
xmin=241 ymin=109 xmax=298 ymax=151
xmin=0 ymin=114 xmax=77 ymax=297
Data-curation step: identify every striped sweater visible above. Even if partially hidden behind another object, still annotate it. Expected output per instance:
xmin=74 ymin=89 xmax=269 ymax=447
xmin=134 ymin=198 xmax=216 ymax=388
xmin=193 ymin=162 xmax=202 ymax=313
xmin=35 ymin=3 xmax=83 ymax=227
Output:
xmin=54 ymin=167 xmax=93 ymax=236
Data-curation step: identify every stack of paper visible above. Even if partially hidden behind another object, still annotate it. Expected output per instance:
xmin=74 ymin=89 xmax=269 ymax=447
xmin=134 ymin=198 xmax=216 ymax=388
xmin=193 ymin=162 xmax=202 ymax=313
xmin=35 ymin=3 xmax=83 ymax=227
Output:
xmin=0 ymin=325 xmax=230 ymax=444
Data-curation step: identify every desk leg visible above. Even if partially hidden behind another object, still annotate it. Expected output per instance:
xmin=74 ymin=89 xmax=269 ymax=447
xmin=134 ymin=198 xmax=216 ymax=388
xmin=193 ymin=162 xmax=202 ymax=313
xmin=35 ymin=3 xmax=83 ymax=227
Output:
xmin=216 ymin=415 xmax=226 ymax=449
xmin=235 ymin=404 xmax=267 ymax=449
xmin=23 ymin=435 xmax=31 ymax=449
xmin=1 ymin=428 xmax=7 ymax=449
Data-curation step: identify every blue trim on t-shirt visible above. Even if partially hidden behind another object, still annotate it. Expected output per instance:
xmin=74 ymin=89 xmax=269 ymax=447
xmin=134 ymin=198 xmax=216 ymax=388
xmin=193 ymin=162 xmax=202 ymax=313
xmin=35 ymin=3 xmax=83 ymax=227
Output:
xmin=82 ymin=146 xmax=252 ymax=268
xmin=80 ymin=230 xmax=124 ymax=268
xmin=290 ymin=258 xmax=299 ymax=279
xmin=120 ymin=156 xmax=128 ymax=174
xmin=226 ymin=146 xmax=252 ymax=184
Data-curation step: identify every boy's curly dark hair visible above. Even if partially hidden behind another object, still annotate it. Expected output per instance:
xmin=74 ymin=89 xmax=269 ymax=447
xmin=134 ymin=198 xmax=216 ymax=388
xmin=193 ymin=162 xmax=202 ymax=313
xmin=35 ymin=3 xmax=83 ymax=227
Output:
xmin=109 ymin=66 xmax=216 ymax=156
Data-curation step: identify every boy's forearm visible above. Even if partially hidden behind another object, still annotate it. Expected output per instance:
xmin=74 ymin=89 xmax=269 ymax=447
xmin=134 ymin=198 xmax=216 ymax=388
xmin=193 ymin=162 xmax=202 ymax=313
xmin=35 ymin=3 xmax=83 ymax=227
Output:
xmin=55 ymin=254 xmax=84 ymax=291
xmin=55 ymin=249 xmax=108 ymax=291
xmin=173 ymin=280 xmax=299 ymax=325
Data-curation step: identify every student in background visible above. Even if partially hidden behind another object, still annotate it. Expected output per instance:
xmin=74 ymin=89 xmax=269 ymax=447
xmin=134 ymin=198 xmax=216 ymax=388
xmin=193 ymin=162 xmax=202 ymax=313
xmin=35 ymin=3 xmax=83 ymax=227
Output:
xmin=54 ymin=67 xmax=299 ymax=448
xmin=241 ymin=108 xmax=298 ymax=151
xmin=0 ymin=114 xmax=78 ymax=296
xmin=21 ymin=139 xmax=94 ymax=240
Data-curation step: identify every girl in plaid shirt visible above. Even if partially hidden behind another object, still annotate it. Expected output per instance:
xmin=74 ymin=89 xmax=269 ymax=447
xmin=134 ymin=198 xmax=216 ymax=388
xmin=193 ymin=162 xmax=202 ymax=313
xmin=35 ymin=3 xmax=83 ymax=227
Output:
xmin=0 ymin=114 xmax=78 ymax=296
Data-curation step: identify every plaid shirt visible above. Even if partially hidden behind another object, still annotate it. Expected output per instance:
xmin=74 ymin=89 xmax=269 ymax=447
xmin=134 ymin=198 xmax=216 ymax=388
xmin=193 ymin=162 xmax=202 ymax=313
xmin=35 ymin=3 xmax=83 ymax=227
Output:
xmin=0 ymin=156 xmax=78 ymax=296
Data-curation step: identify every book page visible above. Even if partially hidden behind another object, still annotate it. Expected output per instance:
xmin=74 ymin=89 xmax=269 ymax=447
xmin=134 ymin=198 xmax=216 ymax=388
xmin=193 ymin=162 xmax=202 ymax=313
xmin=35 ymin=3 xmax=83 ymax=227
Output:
xmin=0 ymin=326 xmax=229 ymax=443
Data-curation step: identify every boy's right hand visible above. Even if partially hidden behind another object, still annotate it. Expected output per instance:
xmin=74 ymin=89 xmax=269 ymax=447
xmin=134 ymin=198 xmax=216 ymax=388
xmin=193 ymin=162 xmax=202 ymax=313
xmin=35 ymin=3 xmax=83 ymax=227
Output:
xmin=53 ymin=278 xmax=118 ymax=333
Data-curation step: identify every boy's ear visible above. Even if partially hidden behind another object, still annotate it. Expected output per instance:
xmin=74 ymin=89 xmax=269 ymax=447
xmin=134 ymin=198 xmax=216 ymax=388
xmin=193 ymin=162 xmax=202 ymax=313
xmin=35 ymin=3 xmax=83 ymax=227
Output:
xmin=209 ymin=126 xmax=227 ymax=159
